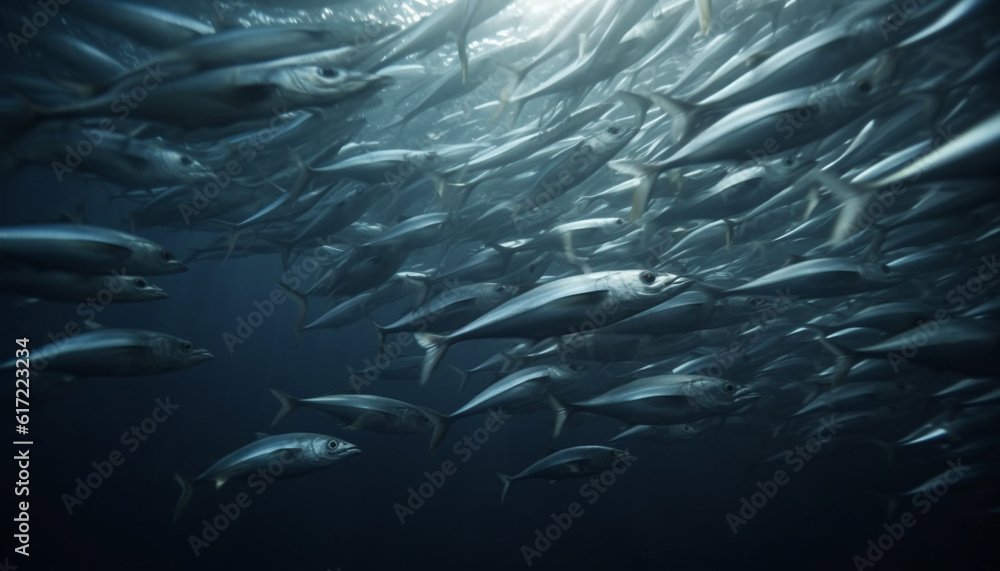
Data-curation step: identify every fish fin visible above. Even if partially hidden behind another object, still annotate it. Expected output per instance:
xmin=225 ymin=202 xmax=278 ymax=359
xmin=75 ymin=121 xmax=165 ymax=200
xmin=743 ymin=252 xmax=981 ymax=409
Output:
xmin=616 ymin=90 xmax=652 ymax=127
xmin=269 ymin=389 xmax=299 ymax=426
xmin=548 ymin=393 xmax=575 ymax=438
xmin=609 ymin=161 xmax=666 ymax=221
xmin=83 ymin=320 xmax=104 ymax=331
xmin=723 ymin=217 xmax=744 ymax=249
xmin=811 ymin=170 xmax=873 ymax=244
xmin=696 ymin=0 xmax=712 ymax=35
xmin=415 ymin=332 xmax=450 ymax=386
xmin=369 ymin=318 xmax=388 ymax=352
xmin=648 ymin=93 xmax=697 ymax=144
xmin=254 ymin=432 xmax=270 ymax=440
xmin=458 ymin=34 xmax=470 ymax=85
xmin=498 ymin=472 xmax=513 ymax=503
xmin=421 ymin=407 xmax=451 ymax=454
xmin=277 ymin=283 xmax=307 ymax=349
xmin=495 ymin=61 xmax=524 ymax=104
xmin=448 ymin=364 xmax=469 ymax=394
xmin=806 ymin=326 xmax=856 ymax=386
xmin=213 ymin=477 xmax=227 ymax=490
xmin=172 ymin=472 xmax=194 ymax=523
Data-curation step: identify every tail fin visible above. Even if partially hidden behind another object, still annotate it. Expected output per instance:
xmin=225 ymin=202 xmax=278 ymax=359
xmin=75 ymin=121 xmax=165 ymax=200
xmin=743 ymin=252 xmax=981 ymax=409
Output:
xmin=415 ymin=333 xmax=450 ymax=386
xmin=449 ymin=364 xmax=469 ymax=394
xmin=458 ymin=34 xmax=470 ymax=85
xmin=548 ymin=393 xmax=575 ymax=438
xmin=420 ymin=407 xmax=452 ymax=454
xmin=649 ymin=93 xmax=697 ymax=143
xmin=269 ymin=389 xmax=300 ymax=426
xmin=496 ymin=62 xmax=527 ymax=103
xmin=369 ymin=318 xmax=389 ymax=351
xmin=616 ymin=90 xmax=652 ymax=127
xmin=498 ymin=472 xmax=514 ymax=503
xmin=609 ymin=160 xmax=667 ymax=222
xmin=173 ymin=472 xmax=194 ymax=522
xmin=810 ymin=170 xmax=873 ymax=245
xmin=277 ymin=283 xmax=307 ymax=349
xmin=696 ymin=0 xmax=712 ymax=35
xmin=723 ymin=217 xmax=744 ymax=249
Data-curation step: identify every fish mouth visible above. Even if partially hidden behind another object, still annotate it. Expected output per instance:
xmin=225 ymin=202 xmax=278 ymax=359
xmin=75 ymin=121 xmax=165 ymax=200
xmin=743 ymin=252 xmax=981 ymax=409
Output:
xmin=190 ymin=349 xmax=214 ymax=362
xmin=340 ymin=445 xmax=362 ymax=458
xmin=147 ymin=287 xmax=169 ymax=299
xmin=166 ymin=260 xmax=189 ymax=273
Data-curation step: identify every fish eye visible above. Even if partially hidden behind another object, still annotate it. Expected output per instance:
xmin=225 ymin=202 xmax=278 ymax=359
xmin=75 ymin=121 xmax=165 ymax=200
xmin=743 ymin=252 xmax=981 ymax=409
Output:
xmin=615 ymin=219 xmax=624 ymax=225
xmin=181 ymin=342 xmax=192 ymax=351
xmin=161 ymin=250 xmax=173 ymax=260
xmin=857 ymin=80 xmax=872 ymax=94
xmin=724 ymin=383 xmax=736 ymax=393
xmin=782 ymin=157 xmax=793 ymax=166
xmin=608 ymin=450 xmax=618 ymax=458
xmin=327 ymin=440 xmax=339 ymax=449
xmin=318 ymin=68 xmax=340 ymax=78
xmin=749 ymin=297 xmax=761 ymax=306
xmin=684 ymin=425 xmax=694 ymax=432
xmin=640 ymin=271 xmax=655 ymax=284
xmin=608 ymin=126 xmax=621 ymax=135
xmin=180 ymin=156 xmax=193 ymax=166
xmin=496 ymin=285 xmax=506 ymax=292
xmin=135 ymin=279 xmax=147 ymax=287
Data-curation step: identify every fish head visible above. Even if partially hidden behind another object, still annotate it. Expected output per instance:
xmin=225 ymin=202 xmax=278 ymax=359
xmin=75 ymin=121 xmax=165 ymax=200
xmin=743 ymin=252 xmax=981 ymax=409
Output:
xmin=155 ymin=147 xmax=214 ymax=183
xmin=614 ymin=270 xmax=694 ymax=309
xmin=130 ymin=238 xmax=187 ymax=274
xmin=485 ymin=283 xmax=521 ymax=303
xmin=150 ymin=335 xmax=214 ymax=370
xmin=307 ymin=434 xmax=363 ymax=464
xmin=270 ymin=66 xmax=390 ymax=105
xmin=589 ymin=120 xmax=638 ymax=152
xmin=108 ymin=275 xmax=169 ymax=301
xmin=687 ymin=378 xmax=762 ymax=409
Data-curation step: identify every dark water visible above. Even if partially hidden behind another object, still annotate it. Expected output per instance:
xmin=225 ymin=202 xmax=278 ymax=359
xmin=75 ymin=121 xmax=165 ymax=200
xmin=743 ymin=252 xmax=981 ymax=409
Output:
xmin=2 ymin=0 xmax=1000 ymax=570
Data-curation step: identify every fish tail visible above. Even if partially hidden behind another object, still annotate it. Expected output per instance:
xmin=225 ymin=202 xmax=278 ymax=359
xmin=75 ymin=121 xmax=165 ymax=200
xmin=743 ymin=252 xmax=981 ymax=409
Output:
xmin=723 ymin=217 xmax=744 ymax=250
xmin=498 ymin=472 xmax=513 ymax=503
xmin=609 ymin=160 xmax=667 ymax=222
xmin=369 ymin=318 xmax=388 ymax=352
xmin=173 ymin=471 xmax=194 ymax=523
xmin=422 ymin=408 xmax=451 ymax=455
xmin=804 ymin=325 xmax=856 ymax=386
xmin=269 ymin=389 xmax=300 ymax=426
xmin=415 ymin=332 xmax=450 ymax=386
xmin=495 ymin=62 xmax=526 ymax=103
xmin=458 ymin=34 xmax=470 ymax=85
xmin=277 ymin=283 xmax=307 ymax=349
xmin=616 ymin=90 xmax=652 ymax=127
xmin=696 ymin=0 xmax=712 ymax=35
xmin=648 ymin=93 xmax=697 ymax=144
xmin=548 ymin=393 xmax=575 ymax=438
xmin=448 ymin=364 xmax=469 ymax=394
